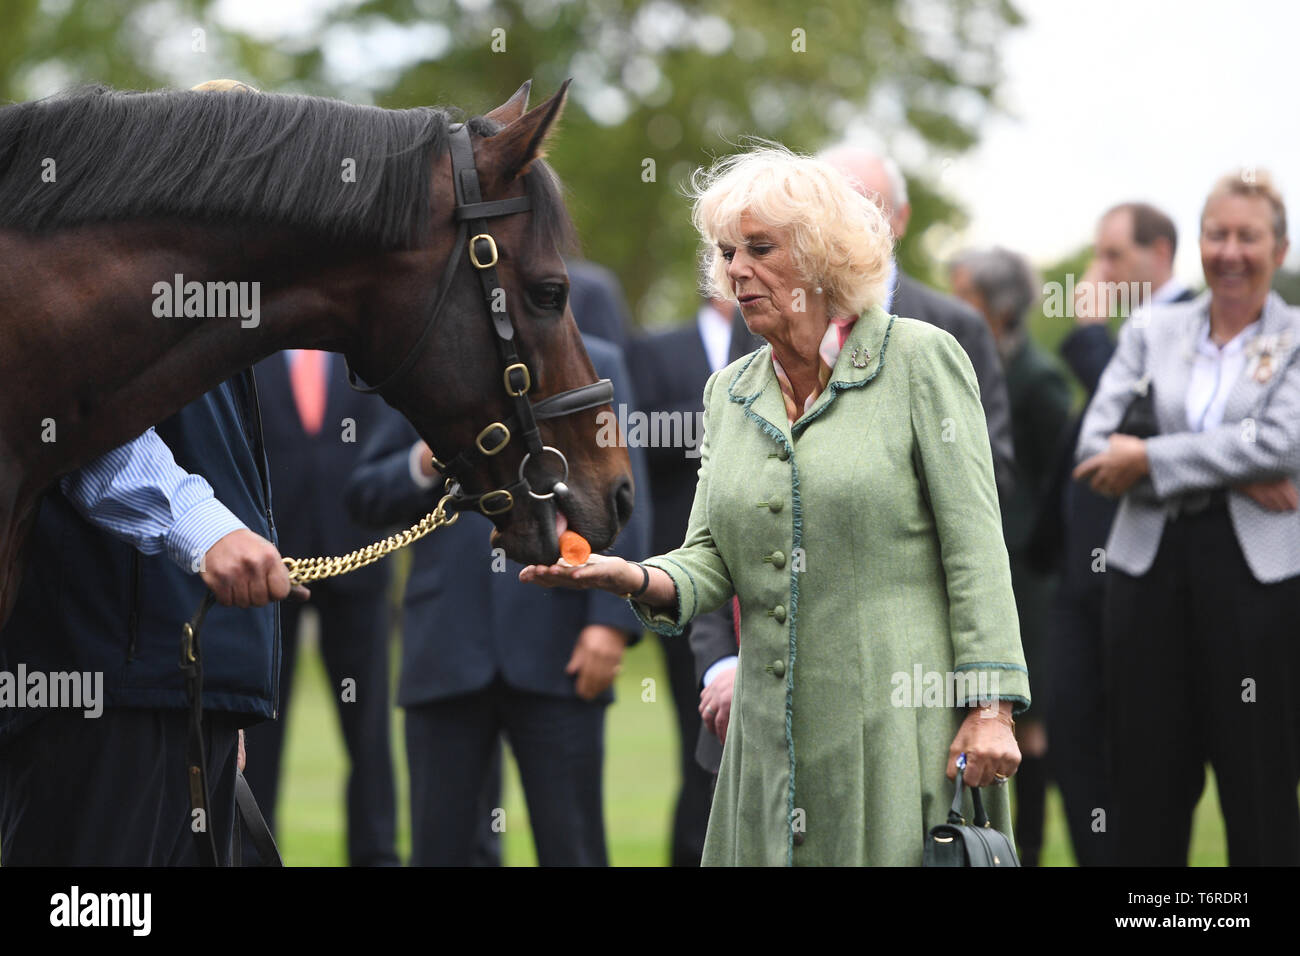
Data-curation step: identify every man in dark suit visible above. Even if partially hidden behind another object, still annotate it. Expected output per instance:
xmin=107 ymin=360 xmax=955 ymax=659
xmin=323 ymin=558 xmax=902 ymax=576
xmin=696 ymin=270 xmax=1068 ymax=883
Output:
xmin=949 ymin=246 xmax=1074 ymax=866
xmin=345 ymin=334 xmax=649 ymax=865
xmin=689 ymin=598 xmax=739 ymax=775
xmin=821 ymin=144 xmax=1016 ymax=500
xmin=243 ymin=350 xmax=399 ymax=866
xmin=628 ymin=299 xmax=761 ymax=860
xmin=566 ymin=259 xmax=632 ymax=353
xmin=1031 ymin=201 xmax=1193 ymax=865
xmin=467 ymin=259 xmax=634 ymax=865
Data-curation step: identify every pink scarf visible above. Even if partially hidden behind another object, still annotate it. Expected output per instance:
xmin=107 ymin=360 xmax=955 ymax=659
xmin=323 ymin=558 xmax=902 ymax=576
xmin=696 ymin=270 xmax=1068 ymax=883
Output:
xmin=770 ymin=316 xmax=858 ymax=422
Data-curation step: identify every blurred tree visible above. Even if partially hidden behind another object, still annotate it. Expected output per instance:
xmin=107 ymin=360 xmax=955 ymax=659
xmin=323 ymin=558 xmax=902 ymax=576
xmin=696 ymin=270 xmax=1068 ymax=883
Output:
xmin=0 ymin=0 xmax=323 ymax=104
xmin=1272 ymin=267 xmax=1300 ymax=305
xmin=1 ymin=0 xmax=1024 ymax=327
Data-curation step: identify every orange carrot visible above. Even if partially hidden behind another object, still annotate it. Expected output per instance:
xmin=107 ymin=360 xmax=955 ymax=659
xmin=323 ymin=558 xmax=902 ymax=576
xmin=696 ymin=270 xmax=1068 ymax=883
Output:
xmin=559 ymin=530 xmax=591 ymax=565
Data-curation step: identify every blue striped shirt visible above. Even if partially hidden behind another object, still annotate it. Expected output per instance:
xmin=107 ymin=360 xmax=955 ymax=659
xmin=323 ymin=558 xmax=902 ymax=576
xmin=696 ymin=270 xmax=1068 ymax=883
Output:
xmin=58 ymin=428 xmax=247 ymax=573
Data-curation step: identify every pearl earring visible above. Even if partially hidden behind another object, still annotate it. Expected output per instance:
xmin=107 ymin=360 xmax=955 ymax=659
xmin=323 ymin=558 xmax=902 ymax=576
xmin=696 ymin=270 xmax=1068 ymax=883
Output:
xmin=815 ymin=285 xmax=824 ymax=294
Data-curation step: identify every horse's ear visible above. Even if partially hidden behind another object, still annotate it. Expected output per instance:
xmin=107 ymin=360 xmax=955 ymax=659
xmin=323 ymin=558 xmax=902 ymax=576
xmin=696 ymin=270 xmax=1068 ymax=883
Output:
xmin=477 ymin=79 xmax=570 ymax=188
xmin=484 ymin=80 xmax=532 ymax=126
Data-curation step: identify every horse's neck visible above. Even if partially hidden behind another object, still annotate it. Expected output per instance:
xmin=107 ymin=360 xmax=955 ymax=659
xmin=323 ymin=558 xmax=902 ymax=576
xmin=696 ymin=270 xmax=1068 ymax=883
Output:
xmin=3 ymin=222 xmax=373 ymax=489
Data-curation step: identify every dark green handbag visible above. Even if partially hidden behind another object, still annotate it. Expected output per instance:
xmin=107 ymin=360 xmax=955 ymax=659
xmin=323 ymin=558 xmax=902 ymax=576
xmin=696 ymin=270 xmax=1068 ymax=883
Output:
xmin=923 ymin=755 xmax=1020 ymax=867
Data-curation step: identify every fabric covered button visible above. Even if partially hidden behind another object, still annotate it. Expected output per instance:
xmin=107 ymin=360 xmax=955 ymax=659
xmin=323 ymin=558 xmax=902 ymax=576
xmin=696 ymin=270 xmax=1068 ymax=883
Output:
xmin=777 ymin=446 xmax=790 ymax=461
xmin=768 ymin=496 xmax=783 ymax=512
xmin=767 ymin=604 xmax=786 ymax=623
xmin=770 ymin=659 xmax=786 ymax=677
xmin=769 ymin=550 xmax=786 ymax=569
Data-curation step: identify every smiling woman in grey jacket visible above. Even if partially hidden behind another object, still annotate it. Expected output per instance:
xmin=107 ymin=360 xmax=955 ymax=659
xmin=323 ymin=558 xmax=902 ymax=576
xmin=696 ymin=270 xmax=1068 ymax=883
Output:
xmin=1074 ymin=169 xmax=1300 ymax=866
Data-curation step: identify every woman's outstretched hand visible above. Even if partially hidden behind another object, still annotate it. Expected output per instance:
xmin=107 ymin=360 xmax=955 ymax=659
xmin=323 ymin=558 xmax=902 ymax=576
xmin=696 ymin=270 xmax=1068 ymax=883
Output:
xmin=519 ymin=553 xmax=641 ymax=594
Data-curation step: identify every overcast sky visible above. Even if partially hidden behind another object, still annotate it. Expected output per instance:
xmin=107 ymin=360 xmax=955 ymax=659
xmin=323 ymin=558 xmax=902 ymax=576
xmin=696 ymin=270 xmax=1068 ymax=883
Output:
xmin=949 ymin=0 xmax=1300 ymax=279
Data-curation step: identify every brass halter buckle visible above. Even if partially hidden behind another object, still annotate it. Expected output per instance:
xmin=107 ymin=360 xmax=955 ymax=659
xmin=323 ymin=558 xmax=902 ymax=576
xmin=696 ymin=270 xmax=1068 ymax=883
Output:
xmin=479 ymin=489 xmax=514 ymax=515
xmin=503 ymin=362 xmax=531 ymax=397
xmin=469 ymin=233 xmax=499 ymax=269
xmin=475 ymin=422 xmax=511 ymax=456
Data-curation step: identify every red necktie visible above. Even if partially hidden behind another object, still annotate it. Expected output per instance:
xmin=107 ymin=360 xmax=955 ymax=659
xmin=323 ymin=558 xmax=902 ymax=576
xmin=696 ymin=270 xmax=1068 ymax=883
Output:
xmin=290 ymin=349 xmax=327 ymax=435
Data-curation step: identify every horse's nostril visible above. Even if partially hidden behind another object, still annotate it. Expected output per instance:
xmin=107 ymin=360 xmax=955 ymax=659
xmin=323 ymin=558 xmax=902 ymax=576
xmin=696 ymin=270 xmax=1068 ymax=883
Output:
xmin=613 ymin=476 xmax=634 ymax=530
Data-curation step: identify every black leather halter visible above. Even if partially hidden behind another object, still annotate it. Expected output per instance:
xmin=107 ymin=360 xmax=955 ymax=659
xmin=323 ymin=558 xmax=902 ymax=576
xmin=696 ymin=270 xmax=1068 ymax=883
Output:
xmin=347 ymin=123 xmax=614 ymax=516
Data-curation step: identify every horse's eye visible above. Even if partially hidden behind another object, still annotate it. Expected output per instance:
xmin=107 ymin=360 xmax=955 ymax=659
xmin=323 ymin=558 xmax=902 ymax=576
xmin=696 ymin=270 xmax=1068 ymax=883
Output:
xmin=530 ymin=282 xmax=567 ymax=313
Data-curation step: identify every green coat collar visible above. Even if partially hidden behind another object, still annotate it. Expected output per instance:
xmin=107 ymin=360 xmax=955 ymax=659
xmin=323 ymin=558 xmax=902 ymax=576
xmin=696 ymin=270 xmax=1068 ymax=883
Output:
xmin=726 ymin=305 xmax=897 ymax=441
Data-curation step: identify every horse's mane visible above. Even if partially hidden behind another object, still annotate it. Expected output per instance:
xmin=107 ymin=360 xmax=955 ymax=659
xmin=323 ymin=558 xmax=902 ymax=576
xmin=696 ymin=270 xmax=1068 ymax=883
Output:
xmin=0 ymin=85 xmax=574 ymax=251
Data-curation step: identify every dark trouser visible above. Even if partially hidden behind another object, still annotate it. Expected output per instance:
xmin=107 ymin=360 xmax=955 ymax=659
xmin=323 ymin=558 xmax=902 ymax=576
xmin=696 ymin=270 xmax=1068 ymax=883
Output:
xmin=657 ymin=629 xmax=714 ymax=866
xmin=1105 ymin=501 xmax=1300 ymax=866
xmin=405 ymin=680 xmax=607 ymax=866
xmin=472 ymin=741 xmax=505 ymax=866
xmin=242 ymin=584 xmax=398 ymax=866
xmin=1013 ymin=754 xmax=1047 ymax=867
xmin=0 ymin=708 xmax=241 ymax=866
xmin=1046 ymin=589 xmax=1115 ymax=866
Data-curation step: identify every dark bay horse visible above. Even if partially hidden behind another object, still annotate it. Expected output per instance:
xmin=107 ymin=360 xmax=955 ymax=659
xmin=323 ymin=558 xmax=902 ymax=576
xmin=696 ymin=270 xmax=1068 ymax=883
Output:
xmin=0 ymin=81 xmax=633 ymax=627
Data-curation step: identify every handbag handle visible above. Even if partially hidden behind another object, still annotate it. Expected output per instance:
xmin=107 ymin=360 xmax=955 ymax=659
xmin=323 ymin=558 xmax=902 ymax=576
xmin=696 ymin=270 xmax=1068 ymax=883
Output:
xmin=949 ymin=753 xmax=992 ymax=827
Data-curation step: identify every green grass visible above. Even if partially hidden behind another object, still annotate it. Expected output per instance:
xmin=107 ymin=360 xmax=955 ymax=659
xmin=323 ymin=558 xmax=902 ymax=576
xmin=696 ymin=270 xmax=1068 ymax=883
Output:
xmin=273 ymin=621 xmax=676 ymax=866
xmin=274 ymin=614 xmax=1237 ymax=866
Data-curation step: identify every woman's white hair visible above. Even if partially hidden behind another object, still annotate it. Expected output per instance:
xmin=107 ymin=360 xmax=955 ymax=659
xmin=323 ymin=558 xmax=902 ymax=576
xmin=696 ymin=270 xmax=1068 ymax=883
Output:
xmin=687 ymin=142 xmax=894 ymax=318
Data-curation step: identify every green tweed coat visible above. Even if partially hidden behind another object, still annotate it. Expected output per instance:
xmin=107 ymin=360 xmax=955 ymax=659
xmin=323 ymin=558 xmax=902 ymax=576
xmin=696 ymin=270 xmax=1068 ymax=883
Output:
xmin=632 ymin=305 xmax=1031 ymax=866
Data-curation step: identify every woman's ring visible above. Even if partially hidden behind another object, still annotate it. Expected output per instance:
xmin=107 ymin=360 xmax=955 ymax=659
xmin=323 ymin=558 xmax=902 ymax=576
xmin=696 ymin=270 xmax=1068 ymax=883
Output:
xmin=993 ymin=772 xmax=1009 ymax=785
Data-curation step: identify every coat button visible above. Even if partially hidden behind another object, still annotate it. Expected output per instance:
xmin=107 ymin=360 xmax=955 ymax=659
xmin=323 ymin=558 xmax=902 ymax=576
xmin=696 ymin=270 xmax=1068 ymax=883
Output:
xmin=766 ymin=604 xmax=786 ymax=623
xmin=769 ymin=496 xmax=783 ymax=512
xmin=767 ymin=658 xmax=785 ymax=677
xmin=777 ymin=447 xmax=791 ymax=461
xmin=769 ymin=550 xmax=786 ymax=569
xmin=793 ymin=830 xmax=805 ymax=846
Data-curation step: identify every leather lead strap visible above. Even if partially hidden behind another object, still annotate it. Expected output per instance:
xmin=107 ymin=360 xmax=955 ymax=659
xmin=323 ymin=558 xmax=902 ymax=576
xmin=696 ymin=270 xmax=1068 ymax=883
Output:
xmin=182 ymin=591 xmax=220 ymax=867
xmin=235 ymin=769 xmax=282 ymax=866
xmin=183 ymin=591 xmax=284 ymax=867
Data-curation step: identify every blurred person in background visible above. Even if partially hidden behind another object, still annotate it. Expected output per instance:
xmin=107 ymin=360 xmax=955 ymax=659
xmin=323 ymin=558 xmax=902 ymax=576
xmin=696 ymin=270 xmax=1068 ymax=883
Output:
xmin=566 ymin=258 xmax=632 ymax=352
xmin=1031 ymin=201 xmax=1193 ymax=865
xmin=244 ymin=350 xmax=399 ymax=866
xmin=629 ymin=298 xmax=760 ymax=859
xmin=345 ymin=333 xmax=649 ymax=866
xmin=689 ymin=596 xmax=739 ymax=776
xmin=1074 ymin=170 xmax=1300 ymax=865
xmin=820 ymin=143 xmax=1016 ymax=501
xmin=1080 ymin=202 xmax=1193 ymax=319
xmin=950 ymin=247 xmax=1073 ymax=866
xmin=522 ymin=146 xmax=1029 ymax=865
xmin=468 ymin=260 xmax=634 ymax=866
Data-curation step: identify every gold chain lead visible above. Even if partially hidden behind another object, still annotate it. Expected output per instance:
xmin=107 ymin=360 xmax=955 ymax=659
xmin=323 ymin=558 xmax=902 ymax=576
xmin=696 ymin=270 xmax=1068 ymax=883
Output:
xmin=281 ymin=493 xmax=460 ymax=585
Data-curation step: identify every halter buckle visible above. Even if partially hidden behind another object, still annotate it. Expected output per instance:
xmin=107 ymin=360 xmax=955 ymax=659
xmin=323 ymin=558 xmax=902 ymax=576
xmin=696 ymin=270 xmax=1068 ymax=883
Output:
xmin=479 ymin=489 xmax=514 ymax=515
xmin=503 ymin=362 xmax=531 ymax=397
xmin=475 ymin=423 xmax=511 ymax=456
xmin=469 ymin=233 xmax=499 ymax=269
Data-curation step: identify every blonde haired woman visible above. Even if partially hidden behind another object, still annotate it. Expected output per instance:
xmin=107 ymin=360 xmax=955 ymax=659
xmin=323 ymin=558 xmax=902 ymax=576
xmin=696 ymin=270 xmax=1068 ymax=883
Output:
xmin=1075 ymin=169 xmax=1300 ymax=865
xmin=522 ymin=145 xmax=1030 ymax=865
